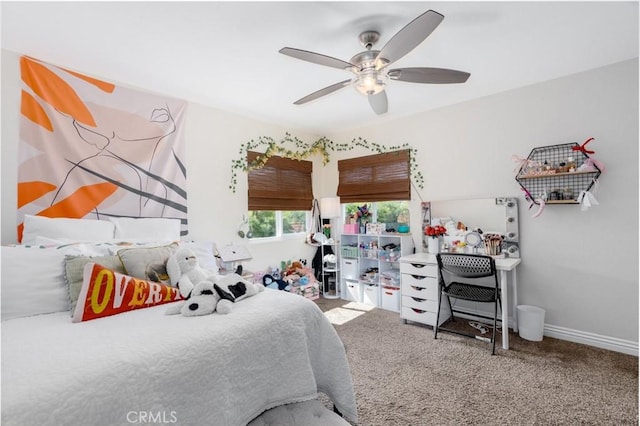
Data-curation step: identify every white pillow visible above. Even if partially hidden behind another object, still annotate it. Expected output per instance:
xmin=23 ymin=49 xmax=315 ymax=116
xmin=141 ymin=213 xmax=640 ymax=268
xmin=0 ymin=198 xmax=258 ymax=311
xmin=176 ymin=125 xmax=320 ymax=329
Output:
xmin=180 ymin=241 xmax=219 ymax=273
xmin=21 ymin=214 xmax=115 ymax=245
xmin=33 ymin=236 xmax=120 ymax=256
xmin=109 ymin=217 xmax=181 ymax=241
xmin=1 ymin=246 xmax=70 ymax=321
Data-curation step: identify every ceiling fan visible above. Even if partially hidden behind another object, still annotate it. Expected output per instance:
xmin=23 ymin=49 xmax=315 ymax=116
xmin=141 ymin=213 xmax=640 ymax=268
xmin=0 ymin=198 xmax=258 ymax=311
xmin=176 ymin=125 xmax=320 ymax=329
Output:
xmin=279 ymin=9 xmax=470 ymax=115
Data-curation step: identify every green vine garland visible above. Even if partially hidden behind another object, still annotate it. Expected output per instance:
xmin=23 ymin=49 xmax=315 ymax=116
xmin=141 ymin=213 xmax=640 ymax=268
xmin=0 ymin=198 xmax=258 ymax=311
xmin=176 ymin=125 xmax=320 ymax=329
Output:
xmin=229 ymin=133 xmax=424 ymax=193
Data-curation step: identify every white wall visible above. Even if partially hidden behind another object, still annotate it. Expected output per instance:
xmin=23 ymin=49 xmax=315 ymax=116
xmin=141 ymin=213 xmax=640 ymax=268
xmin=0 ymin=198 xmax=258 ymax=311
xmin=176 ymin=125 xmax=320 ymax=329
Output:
xmin=324 ymin=59 xmax=639 ymax=349
xmin=2 ymin=48 xmax=638 ymax=352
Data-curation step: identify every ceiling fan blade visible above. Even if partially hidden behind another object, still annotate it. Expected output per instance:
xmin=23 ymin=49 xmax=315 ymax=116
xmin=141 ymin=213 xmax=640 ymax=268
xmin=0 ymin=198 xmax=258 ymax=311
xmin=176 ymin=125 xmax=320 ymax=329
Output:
xmin=368 ymin=91 xmax=388 ymax=115
xmin=279 ymin=47 xmax=354 ymax=70
xmin=293 ymin=80 xmax=352 ymax=105
xmin=389 ymin=67 xmax=470 ymax=84
xmin=376 ymin=10 xmax=444 ymax=66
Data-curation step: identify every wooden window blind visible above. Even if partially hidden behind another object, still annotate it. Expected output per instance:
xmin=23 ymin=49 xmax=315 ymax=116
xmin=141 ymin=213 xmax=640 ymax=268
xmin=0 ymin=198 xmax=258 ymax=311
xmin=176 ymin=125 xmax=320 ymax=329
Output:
xmin=247 ymin=151 xmax=313 ymax=211
xmin=337 ymin=149 xmax=411 ymax=203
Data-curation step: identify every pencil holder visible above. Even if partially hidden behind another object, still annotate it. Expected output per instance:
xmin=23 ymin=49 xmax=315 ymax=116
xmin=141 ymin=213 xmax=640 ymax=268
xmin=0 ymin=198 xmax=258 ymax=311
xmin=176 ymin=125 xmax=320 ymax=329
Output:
xmin=483 ymin=234 xmax=503 ymax=256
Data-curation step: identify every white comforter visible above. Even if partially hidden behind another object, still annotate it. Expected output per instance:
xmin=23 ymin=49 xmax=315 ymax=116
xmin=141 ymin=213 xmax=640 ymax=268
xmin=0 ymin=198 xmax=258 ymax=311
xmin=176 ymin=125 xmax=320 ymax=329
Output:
xmin=1 ymin=289 xmax=357 ymax=426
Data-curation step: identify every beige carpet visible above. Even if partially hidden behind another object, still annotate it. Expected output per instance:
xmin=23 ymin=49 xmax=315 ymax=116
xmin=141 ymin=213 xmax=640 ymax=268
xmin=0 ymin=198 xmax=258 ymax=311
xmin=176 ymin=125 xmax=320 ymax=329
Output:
xmin=314 ymin=298 xmax=638 ymax=426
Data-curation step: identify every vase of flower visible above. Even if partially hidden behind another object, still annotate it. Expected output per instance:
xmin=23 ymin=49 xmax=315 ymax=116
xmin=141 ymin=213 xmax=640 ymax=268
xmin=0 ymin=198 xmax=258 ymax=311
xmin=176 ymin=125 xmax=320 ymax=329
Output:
xmin=356 ymin=204 xmax=371 ymax=234
xmin=427 ymin=236 xmax=441 ymax=254
xmin=424 ymin=225 xmax=447 ymax=254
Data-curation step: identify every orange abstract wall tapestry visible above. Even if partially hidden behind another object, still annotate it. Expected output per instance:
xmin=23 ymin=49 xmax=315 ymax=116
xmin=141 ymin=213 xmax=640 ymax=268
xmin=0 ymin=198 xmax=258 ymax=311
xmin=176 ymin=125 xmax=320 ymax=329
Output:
xmin=17 ymin=56 xmax=188 ymax=241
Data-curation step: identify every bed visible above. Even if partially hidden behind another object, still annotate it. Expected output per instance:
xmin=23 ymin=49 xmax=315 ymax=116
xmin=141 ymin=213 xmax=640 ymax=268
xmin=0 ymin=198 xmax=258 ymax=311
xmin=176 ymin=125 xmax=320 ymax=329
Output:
xmin=1 ymin=216 xmax=358 ymax=426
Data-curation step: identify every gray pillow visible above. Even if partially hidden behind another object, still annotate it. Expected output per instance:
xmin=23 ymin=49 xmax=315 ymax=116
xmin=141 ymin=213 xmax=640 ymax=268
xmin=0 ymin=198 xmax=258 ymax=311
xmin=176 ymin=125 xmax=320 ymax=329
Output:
xmin=64 ymin=255 xmax=126 ymax=314
xmin=116 ymin=242 xmax=178 ymax=285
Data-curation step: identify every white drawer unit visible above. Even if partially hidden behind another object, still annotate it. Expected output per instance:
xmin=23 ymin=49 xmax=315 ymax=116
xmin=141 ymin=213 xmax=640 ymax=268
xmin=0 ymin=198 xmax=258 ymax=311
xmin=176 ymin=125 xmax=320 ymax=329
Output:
xmin=402 ymin=295 xmax=439 ymax=313
xmin=399 ymin=253 xmax=450 ymax=327
xmin=399 ymin=262 xmax=437 ymax=277
xmin=344 ymin=280 xmax=362 ymax=303
xmin=341 ymin=258 xmax=359 ymax=280
xmin=362 ymin=283 xmax=379 ymax=306
xmin=381 ymin=286 xmax=401 ymax=312
xmin=401 ymin=275 xmax=439 ymax=300
xmin=401 ymin=306 xmax=440 ymax=326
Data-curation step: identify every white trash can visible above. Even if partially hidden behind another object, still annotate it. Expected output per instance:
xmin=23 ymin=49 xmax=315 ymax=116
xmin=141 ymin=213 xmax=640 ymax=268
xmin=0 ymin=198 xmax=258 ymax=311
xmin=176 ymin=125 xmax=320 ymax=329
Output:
xmin=517 ymin=305 xmax=546 ymax=341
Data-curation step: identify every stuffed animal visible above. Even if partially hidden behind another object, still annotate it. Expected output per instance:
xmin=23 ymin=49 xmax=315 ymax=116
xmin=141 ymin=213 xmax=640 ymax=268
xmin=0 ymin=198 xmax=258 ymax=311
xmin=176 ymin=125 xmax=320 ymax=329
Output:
xmin=167 ymin=248 xmax=217 ymax=299
xmin=166 ymin=248 xmax=263 ymax=316
xmin=284 ymin=261 xmax=306 ymax=277
xmin=167 ymin=280 xmax=231 ymax=316
xmin=263 ymin=274 xmax=290 ymax=291
xmin=166 ymin=247 xmax=231 ymax=315
xmin=212 ymin=273 xmax=264 ymax=304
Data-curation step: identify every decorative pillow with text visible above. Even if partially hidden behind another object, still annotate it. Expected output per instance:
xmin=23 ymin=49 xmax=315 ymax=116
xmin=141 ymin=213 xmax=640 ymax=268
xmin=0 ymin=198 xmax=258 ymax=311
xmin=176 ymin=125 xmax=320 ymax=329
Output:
xmin=72 ymin=262 xmax=183 ymax=323
xmin=64 ymin=254 xmax=127 ymax=315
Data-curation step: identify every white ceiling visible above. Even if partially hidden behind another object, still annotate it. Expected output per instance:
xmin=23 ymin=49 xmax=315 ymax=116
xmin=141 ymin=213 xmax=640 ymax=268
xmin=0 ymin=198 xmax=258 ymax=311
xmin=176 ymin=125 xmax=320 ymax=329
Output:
xmin=2 ymin=1 xmax=638 ymax=134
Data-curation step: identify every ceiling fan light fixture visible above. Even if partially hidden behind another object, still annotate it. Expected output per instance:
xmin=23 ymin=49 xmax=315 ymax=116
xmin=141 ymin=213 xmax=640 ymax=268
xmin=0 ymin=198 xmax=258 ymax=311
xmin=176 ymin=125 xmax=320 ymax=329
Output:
xmin=353 ymin=69 xmax=387 ymax=96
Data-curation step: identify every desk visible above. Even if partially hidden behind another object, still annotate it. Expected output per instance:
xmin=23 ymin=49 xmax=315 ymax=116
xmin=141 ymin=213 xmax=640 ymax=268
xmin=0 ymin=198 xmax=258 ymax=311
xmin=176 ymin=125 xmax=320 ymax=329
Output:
xmin=399 ymin=253 xmax=521 ymax=350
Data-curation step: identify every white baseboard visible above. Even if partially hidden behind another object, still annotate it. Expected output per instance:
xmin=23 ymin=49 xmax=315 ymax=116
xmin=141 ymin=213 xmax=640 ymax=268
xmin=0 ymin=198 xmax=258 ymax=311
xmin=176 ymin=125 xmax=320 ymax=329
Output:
xmin=451 ymin=307 xmax=638 ymax=356
xmin=543 ymin=324 xmax=638 ymax=356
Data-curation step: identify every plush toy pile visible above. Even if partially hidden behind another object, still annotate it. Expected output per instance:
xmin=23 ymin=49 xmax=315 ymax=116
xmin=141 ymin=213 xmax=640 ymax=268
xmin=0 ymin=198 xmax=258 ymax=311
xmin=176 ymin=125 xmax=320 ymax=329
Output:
xmin=165 ymin=248 xmax=263 ymax=316
xmin=263 ymin=274 xmax=290 ymax=291
xmin=262 ymin=260 xmax=314 ymax=291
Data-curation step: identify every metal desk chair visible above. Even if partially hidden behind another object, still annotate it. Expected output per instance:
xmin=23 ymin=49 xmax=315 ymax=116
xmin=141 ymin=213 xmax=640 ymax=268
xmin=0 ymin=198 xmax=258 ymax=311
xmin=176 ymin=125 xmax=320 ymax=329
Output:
xmin=434 ymin=253 xmax=501 ymax=354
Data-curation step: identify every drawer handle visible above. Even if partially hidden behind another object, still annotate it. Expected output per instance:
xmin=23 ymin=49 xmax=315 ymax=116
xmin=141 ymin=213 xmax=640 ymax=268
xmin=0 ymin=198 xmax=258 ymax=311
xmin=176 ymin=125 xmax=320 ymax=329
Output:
xmin=410 ymin=263 xmax=426 ymax=268
xmin=411 ymin=308 xmax=425 ymax=313
xmin=411 ymin=274 xmax=426 ymax=280
xmin=385 ymin=291 xmax=393 ymax=296
xmin=410 ymin=286 xmax=425 ymax=291
xmin=411 ymin=297 xmax=426 ymax=302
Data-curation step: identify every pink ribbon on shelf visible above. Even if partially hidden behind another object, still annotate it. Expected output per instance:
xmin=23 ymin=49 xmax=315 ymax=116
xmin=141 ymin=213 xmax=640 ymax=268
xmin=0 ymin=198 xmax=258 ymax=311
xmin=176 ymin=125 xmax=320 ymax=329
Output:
xmin=582 ymin=157 xmax=606 ymax=173
xmin=520 ymin=187 xmax=546 ymax=218
xmin=531 ymin=198 xmax=546 ymax=218
xmin=520 ymin=187 xmax=535 ymax=209
xmin=512 ymin=154 xmax=538 ymax=175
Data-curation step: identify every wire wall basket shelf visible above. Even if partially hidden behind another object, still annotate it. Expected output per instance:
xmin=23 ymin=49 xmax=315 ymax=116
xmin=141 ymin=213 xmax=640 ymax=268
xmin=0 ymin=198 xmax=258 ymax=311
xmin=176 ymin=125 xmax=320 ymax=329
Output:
xmin=515 ymin=142 xmax=601 ymax=205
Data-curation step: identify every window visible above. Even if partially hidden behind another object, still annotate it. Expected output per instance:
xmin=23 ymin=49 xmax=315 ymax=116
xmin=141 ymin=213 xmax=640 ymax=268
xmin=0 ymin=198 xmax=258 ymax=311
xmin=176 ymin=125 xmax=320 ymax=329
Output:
xmin=248 ymin=210 xmax=308 ymax=239
xmin=247 ymin=152 xmax=312 ymax=239
xmin=344 ymin=201 xmax=409 ymax=231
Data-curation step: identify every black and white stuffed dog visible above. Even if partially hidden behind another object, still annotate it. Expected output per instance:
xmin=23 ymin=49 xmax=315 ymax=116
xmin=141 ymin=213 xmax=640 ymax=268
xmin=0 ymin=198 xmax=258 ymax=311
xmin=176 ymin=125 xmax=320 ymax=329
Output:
xmin=165 ymin=248 xmax=263 ymax=316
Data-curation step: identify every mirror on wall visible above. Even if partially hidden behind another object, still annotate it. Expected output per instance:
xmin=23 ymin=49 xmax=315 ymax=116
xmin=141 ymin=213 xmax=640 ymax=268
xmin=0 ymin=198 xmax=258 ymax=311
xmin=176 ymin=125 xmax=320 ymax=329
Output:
xmin=423 ymin=197 xmax=520 ymax=257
